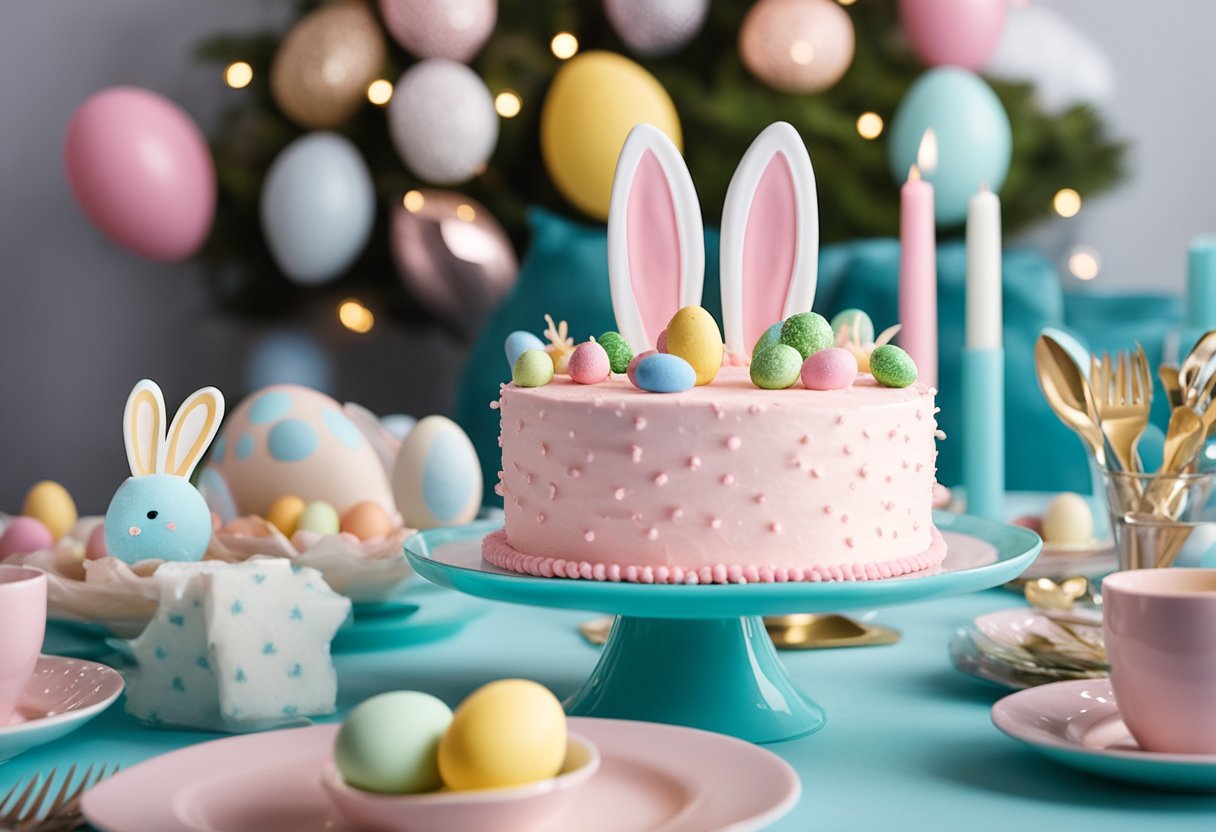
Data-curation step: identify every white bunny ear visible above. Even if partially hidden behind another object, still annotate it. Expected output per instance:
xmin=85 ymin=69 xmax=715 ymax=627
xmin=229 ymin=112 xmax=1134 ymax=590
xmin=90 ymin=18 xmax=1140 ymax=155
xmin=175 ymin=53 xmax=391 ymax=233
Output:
xmin=607 ymin=123 xmax=704 ymax=352
xmin=720 ymin=122 xmax=819 ymax=359
xmin=123 ymin=380 xmax=167 ymax=478
xmin=163 ymin=387 xmax=225 ymax=479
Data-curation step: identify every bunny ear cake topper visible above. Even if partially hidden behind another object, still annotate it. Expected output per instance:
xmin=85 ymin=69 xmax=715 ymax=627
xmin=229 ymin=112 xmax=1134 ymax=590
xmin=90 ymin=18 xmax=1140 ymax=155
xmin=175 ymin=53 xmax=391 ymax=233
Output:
xmin=720 ymin=122 xmax=819 ymax=359
xmin=607 ymin=123 xmax=704 ymax=352
xmin=123 ymin=379 xmax=224 ymax=479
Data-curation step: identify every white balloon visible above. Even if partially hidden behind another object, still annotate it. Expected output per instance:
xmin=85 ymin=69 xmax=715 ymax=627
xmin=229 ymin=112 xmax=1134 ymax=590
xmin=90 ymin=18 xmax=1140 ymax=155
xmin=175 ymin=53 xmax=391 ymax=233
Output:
xmin=260 ymin=133 xmax=375 ymax=285
xmin=984 ymin=5 xmax=1114 ymax=115
xmin=604 ymin=0 xmax=709 ymax=56
xmin=387 ymin=60 xmax=498 ymax=184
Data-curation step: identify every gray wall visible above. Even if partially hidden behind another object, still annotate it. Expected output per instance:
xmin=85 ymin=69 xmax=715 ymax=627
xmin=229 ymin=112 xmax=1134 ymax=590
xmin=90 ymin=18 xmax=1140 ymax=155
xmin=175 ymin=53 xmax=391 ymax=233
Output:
xmin=1 ymin=0 xmax=1212 ymax=512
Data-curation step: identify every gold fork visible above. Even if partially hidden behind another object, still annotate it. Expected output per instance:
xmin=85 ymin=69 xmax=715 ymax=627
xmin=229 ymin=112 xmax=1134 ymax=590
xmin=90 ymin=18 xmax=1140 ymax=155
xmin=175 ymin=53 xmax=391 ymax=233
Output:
xmin=1091 ymin=347 xmax=1152 ymax=474
xmin=0 ymin=763 xmax=117 ymax=831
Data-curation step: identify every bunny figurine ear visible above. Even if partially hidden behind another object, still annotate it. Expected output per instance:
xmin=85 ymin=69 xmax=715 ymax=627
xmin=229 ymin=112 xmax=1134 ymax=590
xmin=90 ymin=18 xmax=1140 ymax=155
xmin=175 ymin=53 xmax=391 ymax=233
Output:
xmin=164 ymin=387 xmax=225 ymax=480
xmin=607 ymin=123 xmax=704 ymax=352
xmin=123 ymin=379 xmax=167 ymax=478
xmin=720 ymin=122 xmax=819 ymax=359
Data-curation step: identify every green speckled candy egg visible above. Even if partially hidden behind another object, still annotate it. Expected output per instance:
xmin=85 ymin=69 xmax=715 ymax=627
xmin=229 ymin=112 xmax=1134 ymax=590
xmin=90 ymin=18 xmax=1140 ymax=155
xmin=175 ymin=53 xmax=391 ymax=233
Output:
xmin=830 ymin=309 xmax=874 ymax=344
xmin=751 ymin=322 xmax=783 ymax=359
xmin=750 ymin=344 xmax=803 ymax=389
xmin=779 ymin=312 xmax=833 ymax=360
xmin=869 ymin=344 xmax=918 ymax=388
xmin=335 ymin=691 xmax=453 ymax=794
xmin=513 ymin=349 xmax=554 ymax=387
xmin=596 ymin=331 xmax=634 ymax=374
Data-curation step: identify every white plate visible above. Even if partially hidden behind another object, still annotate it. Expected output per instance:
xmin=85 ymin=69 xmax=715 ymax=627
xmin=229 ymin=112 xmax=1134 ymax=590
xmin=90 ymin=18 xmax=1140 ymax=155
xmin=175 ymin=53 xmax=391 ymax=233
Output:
xmin=0 ymin=655 xmax=124 ymax=763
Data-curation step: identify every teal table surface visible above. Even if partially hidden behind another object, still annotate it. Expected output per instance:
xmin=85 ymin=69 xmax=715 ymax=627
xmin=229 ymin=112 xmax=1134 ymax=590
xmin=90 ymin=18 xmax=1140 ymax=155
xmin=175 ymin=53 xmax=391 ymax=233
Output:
xmin=5 ymin=585 xmax=1216 ymax=830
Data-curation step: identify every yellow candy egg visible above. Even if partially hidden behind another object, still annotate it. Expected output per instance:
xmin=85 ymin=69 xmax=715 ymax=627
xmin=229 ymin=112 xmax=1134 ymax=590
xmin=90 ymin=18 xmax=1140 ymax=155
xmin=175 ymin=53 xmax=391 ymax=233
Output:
xmin=265 ymin=495 xmax=307 ymax=537
xmin=438 ymin=679 xmax=567 ymax=791
xmin=340 ymin=500 xmax=394 ymax=541
xmin=22 ymin=480 xmax=78 ymax=542
xmin=664 ymin=306 xmax=723 ymax=386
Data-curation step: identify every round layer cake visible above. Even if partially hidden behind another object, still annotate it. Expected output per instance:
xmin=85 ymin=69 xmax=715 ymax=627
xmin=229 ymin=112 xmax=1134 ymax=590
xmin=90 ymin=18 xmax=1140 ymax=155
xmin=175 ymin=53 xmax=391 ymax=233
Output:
xmin=485 ymin=366 xmax=945 ymax=583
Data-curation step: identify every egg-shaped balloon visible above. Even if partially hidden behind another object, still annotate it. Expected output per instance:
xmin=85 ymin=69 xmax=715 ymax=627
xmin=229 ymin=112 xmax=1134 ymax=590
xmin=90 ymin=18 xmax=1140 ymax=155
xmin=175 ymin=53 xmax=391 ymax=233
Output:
xmin=203 ymin=384 xmax=394 ymax=519
xmin=64 ymin=86 xmax=215 ymax=261
xmin=391 ymin=415 xmax=482 ymax=530
xmin=540 ymin=51 xmax=681 ymax=221
xmin=898 ymin=0 xmax=1006 ymax=71
xmin=260 ymin=132 xmax=375 ymax=285
xmin=888 ymin=68 xmax=1012 ymax=225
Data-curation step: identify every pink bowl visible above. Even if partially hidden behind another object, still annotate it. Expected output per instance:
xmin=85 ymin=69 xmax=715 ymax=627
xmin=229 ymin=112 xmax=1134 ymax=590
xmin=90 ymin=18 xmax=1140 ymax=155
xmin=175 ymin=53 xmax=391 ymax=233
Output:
xmin=320 ymin=734 xmax=599 ymax=832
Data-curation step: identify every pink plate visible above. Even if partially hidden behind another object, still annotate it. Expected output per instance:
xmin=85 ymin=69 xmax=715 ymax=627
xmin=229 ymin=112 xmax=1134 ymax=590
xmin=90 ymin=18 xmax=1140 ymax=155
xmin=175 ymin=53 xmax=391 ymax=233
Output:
xmin=82 ymin=717 xmax=800 ymax=832
xmin=0 ymin=655 xmax=125 ymax=763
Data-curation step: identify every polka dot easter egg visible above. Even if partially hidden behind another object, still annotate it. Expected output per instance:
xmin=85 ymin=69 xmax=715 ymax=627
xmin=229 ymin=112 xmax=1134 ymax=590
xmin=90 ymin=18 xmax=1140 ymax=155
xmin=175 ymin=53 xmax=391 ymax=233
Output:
xmin=391 ymin=415 xmax=482 ymax=531
xmin=203 ymin=384 xmax=394 ymax=519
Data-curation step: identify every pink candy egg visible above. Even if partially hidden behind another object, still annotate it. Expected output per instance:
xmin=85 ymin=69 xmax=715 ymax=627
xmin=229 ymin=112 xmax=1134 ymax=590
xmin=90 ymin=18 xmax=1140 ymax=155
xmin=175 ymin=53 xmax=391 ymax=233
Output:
xmin=86 ymin=524 xmax=110 ymax=560
xmin=801 ymin=347 xmax=858 ymax=391
xmin=568 ymin=341 xmax=611 ymax=385
xmin=0 ymin=516 xmax=55 ymax=559
xmin=626 ymin=350 xmax=658 ymax=388
xmin=656 ymin=329 xmax=668 ymax=352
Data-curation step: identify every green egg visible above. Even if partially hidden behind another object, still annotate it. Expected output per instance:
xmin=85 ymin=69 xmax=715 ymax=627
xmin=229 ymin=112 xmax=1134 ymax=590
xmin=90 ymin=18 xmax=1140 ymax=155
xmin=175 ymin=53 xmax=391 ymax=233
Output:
xmin=335 ymin=691 xmax=453 ymax=794
xmin=831 ymin=309 xmax=875 ymax=344
xmin=296 ymin=500 xmax=340 ymax=535
xmin=512 ymin=349 xmax=554 ymax=388
xmin=750 ymin=344 xmax=803 ymax=389
xmin=596 ymin=331 xmax=634 ymax=374
xmin=779 ymin=312 xmax=833 ymax=360
xmin=751 ymin=322 xmax=784 ymax=359
xmin=869 ymin=345 xmax=918 ymax=388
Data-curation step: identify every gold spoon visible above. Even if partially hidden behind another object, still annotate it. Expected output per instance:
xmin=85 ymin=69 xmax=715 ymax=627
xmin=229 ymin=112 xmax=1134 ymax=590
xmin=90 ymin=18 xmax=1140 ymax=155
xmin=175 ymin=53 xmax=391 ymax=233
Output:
xmin=1024 ymin=576 xmax=1092 ymax=610
xmin=1146 ymin=405 xmax=1205 ymax=515
xmin=1159 ymin=364 xmax=1183 ymax=411
xmin=1179 ymin=330 xmax=1216 ymax=406
xmin=1035 ymin=335 xmax=1106 ymax=466
xmin=576 ymin=614 xmax=902 ymax=649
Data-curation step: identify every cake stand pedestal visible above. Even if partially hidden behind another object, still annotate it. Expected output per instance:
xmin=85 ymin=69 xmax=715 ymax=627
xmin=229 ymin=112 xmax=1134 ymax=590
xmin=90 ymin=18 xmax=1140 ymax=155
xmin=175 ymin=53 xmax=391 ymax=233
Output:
xmin=404 ymin=513 xmax=1040 ymax=744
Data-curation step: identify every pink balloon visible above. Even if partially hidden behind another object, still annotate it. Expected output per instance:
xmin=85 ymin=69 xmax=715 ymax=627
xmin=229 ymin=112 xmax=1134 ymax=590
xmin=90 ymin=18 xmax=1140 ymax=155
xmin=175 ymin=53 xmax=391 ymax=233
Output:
xmin=64 ymin=86 xmax=216 ymax=262
xmin=898 ymin=0 xmax=1006 ymax=71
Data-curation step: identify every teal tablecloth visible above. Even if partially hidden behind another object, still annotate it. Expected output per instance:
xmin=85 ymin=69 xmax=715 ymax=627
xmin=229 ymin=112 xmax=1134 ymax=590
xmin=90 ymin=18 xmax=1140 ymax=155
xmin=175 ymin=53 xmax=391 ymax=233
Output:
xmin=5 ymin=585 xmax=1215 ymax=830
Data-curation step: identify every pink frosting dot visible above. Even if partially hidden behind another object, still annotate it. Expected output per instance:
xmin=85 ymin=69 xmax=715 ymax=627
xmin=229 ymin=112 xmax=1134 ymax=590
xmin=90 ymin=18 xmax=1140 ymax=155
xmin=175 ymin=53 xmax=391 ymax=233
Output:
xmin=802 ymin=347 xmax=858 ymax=390
xmin=626 ymin=350 xmax=658 ymax=387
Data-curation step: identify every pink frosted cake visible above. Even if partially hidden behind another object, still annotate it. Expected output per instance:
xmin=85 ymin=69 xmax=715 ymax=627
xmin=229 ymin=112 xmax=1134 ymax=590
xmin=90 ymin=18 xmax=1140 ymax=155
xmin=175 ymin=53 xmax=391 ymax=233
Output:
xmin=483 ymin=121 xmax=945 ymax=583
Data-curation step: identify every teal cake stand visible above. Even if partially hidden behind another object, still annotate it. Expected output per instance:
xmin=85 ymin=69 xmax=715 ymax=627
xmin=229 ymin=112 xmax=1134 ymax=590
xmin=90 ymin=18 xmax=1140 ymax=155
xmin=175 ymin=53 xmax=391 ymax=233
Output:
xmin=404 ymin=512 xmax=1040 ymax=744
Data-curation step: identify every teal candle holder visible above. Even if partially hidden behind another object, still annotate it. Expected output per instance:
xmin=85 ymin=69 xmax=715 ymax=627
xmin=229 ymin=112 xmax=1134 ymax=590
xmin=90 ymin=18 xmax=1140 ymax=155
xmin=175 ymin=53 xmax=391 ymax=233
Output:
xmin=962 ymin=348 xmax=1005 ymax=521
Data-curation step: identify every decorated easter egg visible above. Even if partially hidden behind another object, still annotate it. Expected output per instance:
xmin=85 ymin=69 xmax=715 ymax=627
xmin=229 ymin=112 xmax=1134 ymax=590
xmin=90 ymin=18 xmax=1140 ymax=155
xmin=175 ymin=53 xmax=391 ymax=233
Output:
xmin=297 ymin=501 xmax=341 ymax=535
xmin=751 ymin=344 xmax=802 ymax=390
xmin=512 ymin=349 xmax=554 ymax=388
xmin=596 ymin=331 xmax=633 ymax=374
xmin=751 ymin=322 xmax=783 ymax=359
xmin=626 ymin=350 xmax=657 ymax=387
xmin=664 ymin=306 xmax=723 ymax=386
xmin=802 ymin=347 xmax=858 ymax=390
xmin=203 ymin=384 xmax=394 ymax=519
xmin=1042 ymin=492 xmax=1094 ymax=545
xmin=504 ymin=330 xmax=545 ymax=371
xmin=104 ymin=475 xmax=213 ymax=563
xmin=438 ymin=679 xmax=567 ymax=791
xmin=22 ymin=480 xmax=78 ymax=542
xmin=831 ymin=309 xmax=874 ymax=345
xmin=869 ymin=345 xmax=918 ymax=388
xmin=0 ymin=516 xmax=55 ymax=559
xmin=655 ymin=328 xmax=668 ymax=352
xmin=335 ymin=691 xmax=453 ymax=794
xmin=391 ymin=415 xmax=482 ymax=530
xmin=633 ymin=353 xmax=696 ymax=393
xmin=779 ymin=312 xmax=833 ymax=360
xmin=266 ymin=495 xmax=307 ymax=537
xmin=85 ymin=523 xmax=109 ymax=560
xmin=568 ymin=341 xmax=611 ymax=385
xmin=340 ymin=500 xmax=394 ymax=540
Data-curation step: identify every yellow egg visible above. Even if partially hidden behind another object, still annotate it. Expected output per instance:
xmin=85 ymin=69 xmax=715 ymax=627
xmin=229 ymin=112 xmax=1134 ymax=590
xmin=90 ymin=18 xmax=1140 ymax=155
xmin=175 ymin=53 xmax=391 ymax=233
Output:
xmin=265 ymin=495 xmax=306 ymax=537
xmin=340 ymin=500 xmax=394 ymax=541
xmin=1042 ymin=492 xmax=1094 ymax=545
xmin=664 ymin=306 xmax=724 ymax=386
xmin=438 ymin=679 xmax=567 ymax=791
xmin=22 ymin=480 xmax=77 ymax=542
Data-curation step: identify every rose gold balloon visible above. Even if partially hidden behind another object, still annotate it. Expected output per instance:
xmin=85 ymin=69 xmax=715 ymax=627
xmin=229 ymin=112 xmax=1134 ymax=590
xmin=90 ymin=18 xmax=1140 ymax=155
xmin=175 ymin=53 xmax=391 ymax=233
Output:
xmin=270 ymin=3 xmax=387 ymax=129
xmin=739 ymin=0 xmax=855 ymax=94
xmin=379 ymin=0 xmax=496 ymax=62
xmin=391 ymin=190 xmax=518 ymax=338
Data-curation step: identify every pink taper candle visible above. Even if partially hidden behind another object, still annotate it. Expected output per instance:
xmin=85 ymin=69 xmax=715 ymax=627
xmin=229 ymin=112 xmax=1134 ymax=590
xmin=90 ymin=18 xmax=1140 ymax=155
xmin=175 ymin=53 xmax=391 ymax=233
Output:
xmin=899 ymin=154 xmax=938 ymax=388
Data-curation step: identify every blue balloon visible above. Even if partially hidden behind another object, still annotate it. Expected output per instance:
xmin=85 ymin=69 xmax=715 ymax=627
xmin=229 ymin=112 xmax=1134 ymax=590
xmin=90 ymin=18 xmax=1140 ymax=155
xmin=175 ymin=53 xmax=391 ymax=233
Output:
xmin=889 ymin=68 xmax=1012 ymax=225
xmin=260 ymin=132 xmax=375 ymax=285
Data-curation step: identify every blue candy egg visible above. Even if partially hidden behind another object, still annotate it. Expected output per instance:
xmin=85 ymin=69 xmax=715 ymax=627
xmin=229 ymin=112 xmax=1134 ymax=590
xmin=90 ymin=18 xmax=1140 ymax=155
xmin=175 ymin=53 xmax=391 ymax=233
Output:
xmin=391 ymin=415 xmax=482 ymax=530
xmin=104 ymin=475 xmax=214 ymax=564
xmin=504 ymin=331 xmax=546 ymax=371
xmin=634 ymin=353 xmax=696 ymax=393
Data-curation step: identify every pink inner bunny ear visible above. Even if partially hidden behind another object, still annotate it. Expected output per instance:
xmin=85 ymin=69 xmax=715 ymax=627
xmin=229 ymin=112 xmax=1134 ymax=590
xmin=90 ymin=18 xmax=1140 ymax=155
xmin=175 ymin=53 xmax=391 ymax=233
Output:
xmin=626 ymin=149 xmax=681 ymax=346
xmin=741 ymin=153 xmax=797 ymax=352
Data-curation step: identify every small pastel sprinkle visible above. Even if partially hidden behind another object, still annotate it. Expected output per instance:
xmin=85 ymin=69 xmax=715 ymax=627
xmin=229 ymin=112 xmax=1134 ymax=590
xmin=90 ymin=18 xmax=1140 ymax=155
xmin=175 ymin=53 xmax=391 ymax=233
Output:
xmin=633 ymin=353 xmax=696 ymax=393
xmin=505 ymin=330 xmax=545 ymax=370
xmin=801 ymin=347 xmax=858 ymax=391
xmin=830 ymin=309 xmax=875 ymax=344
xmin=751 ymin=322 xmax=783 ymax=359
xmin=596 ymin=331 xmax=634 ymax=373
xmin=869 ymin=344 xmax=918 ymax=388
xmin=626 ymin=349 xmax=658 ymax=387
xmin=750 ymin=344 xmax=802 ymax=389
xmin=512 ymin=349 xmax=554 ymax=387
xmin=568 ymin=341 xmax=611 ymax=384
xmin=779 ymin=312 xmax=834 ymax=360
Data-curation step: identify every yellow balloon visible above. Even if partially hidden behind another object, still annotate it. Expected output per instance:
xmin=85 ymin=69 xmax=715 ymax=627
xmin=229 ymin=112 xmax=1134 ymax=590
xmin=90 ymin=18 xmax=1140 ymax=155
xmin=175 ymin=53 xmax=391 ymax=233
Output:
xmin=540 ymin=51 xmax=682 ymax=221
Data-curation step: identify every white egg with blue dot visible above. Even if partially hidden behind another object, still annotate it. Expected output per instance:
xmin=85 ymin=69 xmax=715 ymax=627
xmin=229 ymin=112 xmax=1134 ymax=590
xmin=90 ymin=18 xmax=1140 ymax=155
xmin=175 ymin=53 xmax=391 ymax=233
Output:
xmin=391 ymin=415 xmax=482 ymax=530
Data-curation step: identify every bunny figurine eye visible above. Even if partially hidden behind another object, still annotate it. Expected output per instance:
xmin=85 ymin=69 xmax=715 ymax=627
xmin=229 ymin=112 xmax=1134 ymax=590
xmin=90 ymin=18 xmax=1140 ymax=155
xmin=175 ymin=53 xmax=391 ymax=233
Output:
xmin=103 ymin=379 xmax=225 ymax=565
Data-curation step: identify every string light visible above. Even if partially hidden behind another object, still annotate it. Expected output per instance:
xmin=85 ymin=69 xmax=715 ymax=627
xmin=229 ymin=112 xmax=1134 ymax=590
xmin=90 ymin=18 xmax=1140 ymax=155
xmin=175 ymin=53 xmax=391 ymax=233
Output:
xmin=403 ymin=190 xmax=425 ymax=212
xmin=456 ymin=204 xmax=477 ymax=222
xmin=1054 ymin=188 xmax=1081 ymax=218
xmin=551 ymin=32 xmax=579 ymax=60
xmin=224 ymin=61 xmax=253 ymax=89
xmin=494 ymin=90 xmax=522 ymax=118
xmin=366 ymin=79 xmax=393 ymax=106
xmin=856 ymin=112 xmax=884 ymax=140
xmin=1067 ymin=247 xmax=1100 ymax=280
xmin=338 ymin=299 xmax=375 ymax=334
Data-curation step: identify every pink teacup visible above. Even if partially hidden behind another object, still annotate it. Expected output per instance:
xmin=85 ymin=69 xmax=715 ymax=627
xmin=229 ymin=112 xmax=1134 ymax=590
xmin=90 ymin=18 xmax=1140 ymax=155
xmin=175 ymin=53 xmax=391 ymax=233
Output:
xmin=0 ymin=565 xmax=47 ymax=723
xmin=1103 ymin=568 xmax=1216 ymax=754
